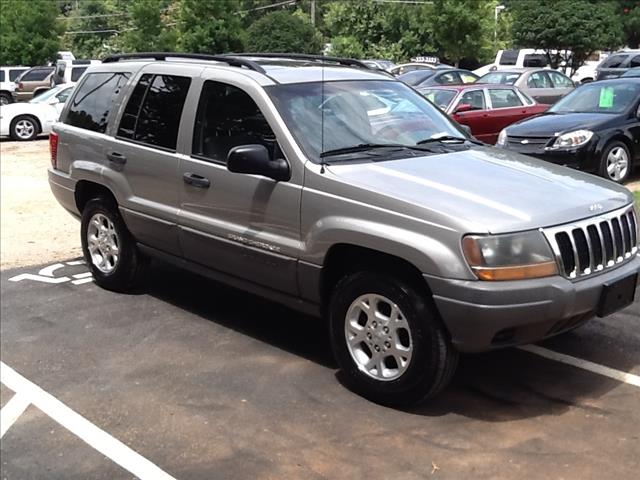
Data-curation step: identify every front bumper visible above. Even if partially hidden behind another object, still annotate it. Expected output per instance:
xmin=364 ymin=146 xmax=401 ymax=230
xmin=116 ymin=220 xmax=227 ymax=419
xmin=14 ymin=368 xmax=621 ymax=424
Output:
xmin=504 ymin=143 xmax=599 ymax=173
xmin=426 ymin=255 xmax=640 ymax=353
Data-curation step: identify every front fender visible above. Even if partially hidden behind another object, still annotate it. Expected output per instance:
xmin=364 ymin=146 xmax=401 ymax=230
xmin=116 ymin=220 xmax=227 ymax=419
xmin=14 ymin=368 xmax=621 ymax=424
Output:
xmin=303 ymin=216 xmax=473 ymax=279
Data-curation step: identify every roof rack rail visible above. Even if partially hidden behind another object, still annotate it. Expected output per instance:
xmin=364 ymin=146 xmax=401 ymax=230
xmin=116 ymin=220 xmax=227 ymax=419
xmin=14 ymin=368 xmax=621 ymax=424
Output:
xmin=229 ymin=53 xmax=374 ymax=70
xmin=101 ymin=52 xmax=267 ymax=74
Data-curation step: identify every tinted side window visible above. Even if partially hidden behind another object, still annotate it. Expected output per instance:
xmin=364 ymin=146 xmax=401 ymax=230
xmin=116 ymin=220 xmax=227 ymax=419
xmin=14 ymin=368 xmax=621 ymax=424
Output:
xmin=21 ymin=68 xmax=52 ymax=81
xmin=630 ymin=55 xmax=640 ymax=68
xmin=9 ymin=69 xmax=26 ymax=81
xmin=122 ymin=74 xmax=191 ymax=150
xmin=600 ymin=54 xmax=627 ymax=68
xmin=71 ymin=67 xmax=87 ymax=82
xmin=117 ymin=74 xmax=152 ymax=139
xmin=489 ymin=89 xmax=523 ymax=108
xmin=0 ymin=71 xmax=4 ymax=82
xmin=65 ymin=72 xmax=130 ymax=133
xmin=193 ymin=81 xmax=276 ymax=163
xmin=499 ymin=50 xmax=519 ymax=66
xmin=437 ymin=72 xmax=460 ymax=85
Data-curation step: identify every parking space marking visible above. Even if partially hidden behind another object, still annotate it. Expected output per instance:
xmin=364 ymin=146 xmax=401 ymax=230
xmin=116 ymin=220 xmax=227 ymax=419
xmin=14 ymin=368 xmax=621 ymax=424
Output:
xmin=0 ymin=392 xmax=31 ymax=439
xmin=519 ymin=345 xmax=640 ymax=388
xmin=0 ymin=362 xmax=177 ymax=480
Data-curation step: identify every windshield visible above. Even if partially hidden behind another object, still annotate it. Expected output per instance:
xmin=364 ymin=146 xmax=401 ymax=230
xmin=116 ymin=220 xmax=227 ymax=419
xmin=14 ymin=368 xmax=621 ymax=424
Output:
xmin=478 ymin=72 xmax=521 ymax=85
xmin=29 ymin=86 xmax=67 ymax=103
xmin=267 ymin=80 xmax=466 ymax=162
xmin=549 ymin=82 xmax=640 ymax=114
xmin=419 ymin=88 xmax=457 ymax=111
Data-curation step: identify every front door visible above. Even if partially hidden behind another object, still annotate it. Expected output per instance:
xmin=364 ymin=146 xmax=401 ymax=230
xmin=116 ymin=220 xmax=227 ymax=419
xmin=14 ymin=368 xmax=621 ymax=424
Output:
xmin=178 ymin=79 xmax=301 ymax=295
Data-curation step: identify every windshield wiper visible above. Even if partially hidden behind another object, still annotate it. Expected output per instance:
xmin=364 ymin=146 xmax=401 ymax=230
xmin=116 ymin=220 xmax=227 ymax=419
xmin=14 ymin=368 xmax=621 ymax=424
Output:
xmin=320 ymin=143 xmax=409 ymax=158
xmin=416 ymin=135 xmax=470 ymax=145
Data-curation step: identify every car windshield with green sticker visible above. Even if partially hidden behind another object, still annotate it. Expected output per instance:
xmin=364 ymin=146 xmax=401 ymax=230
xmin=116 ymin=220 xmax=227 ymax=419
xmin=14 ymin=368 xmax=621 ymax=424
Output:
xmin=549 ymin=82 xmax=640 ymax=114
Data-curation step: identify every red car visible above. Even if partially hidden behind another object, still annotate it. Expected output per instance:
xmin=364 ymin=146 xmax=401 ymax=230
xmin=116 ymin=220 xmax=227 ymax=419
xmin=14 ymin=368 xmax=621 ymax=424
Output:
xmin=417 ymin=84 xmax=548 ymax=144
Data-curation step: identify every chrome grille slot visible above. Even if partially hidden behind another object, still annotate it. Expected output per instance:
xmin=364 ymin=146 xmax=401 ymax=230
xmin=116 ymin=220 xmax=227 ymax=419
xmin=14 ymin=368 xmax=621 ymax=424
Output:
xmin=543 ymin=205 xmax=638 ymax=279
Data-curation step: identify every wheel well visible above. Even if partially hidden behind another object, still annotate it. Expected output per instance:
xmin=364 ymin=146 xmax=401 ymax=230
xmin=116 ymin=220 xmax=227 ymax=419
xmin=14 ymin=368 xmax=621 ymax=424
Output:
xmin=321 ymin=244 xmax=431 ymax=306
xmin=75 ymin=181 xmax=117 ymax=213
xmin=607 ymin=135 xmax=635 ymax=157
xmin=11 ymin=114 xmax=41 ymax=133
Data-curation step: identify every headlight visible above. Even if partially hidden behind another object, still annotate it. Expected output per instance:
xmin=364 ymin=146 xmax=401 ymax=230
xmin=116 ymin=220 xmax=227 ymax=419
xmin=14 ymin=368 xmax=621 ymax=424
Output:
xmin=549 ymin=129 xmax=593 ymax=149
xmin=462 ymin=231 xmax=558 ymax=281
xmin=496 ymin=128 xmax=507 ymax=147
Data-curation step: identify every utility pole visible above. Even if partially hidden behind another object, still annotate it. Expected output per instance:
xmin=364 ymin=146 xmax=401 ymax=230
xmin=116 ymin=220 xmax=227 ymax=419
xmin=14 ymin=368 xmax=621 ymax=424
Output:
xmin=311 ymin=0 xmax=316 ymax=27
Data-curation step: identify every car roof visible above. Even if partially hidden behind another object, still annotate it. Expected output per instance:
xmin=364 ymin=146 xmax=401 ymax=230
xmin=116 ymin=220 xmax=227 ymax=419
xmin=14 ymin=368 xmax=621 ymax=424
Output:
xmin=92 ymin=53 xmax=393 ymax=86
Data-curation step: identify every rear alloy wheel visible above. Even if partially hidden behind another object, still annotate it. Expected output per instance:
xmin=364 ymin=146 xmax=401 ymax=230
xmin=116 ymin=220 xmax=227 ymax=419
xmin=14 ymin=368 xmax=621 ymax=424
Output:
xmin=0 ymin=92 xmax=11 ymax=106
xmin=329 ymin=271 xmax=458 ymax=407
xmin=600 ymin=141 xmax=631 ymax=183
xmin=10 ymin=116 xmax=38 ymax=141
xmin=81 ymin=197 xmax=148 ymax=292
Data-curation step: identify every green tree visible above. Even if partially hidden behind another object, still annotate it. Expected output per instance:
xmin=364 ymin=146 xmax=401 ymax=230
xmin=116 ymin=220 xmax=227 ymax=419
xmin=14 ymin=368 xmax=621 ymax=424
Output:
xmin=618 ymin=0 xmax=640 ymax=48
xmin=63 ymin=0 xmax=127 ymax=58
xmin=0 ymin=0 xmax=62 ymax=65
xmin=246 ymin=10 xmax=322 ymax=54
xmin=177 ymin=0 xmax=244 ymax=54
xmin=431 ymin=0 xmax=494 ymax=67
xmin=511 ymin=0 xmax=623 ymax=75
xmin=120 ymin=0 xmax=177 ymax=52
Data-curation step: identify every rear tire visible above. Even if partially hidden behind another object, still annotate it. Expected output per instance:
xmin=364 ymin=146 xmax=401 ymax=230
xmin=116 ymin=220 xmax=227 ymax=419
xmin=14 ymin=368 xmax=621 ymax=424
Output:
xmin=0 ymin=92 xmax=11 ymax=105
xmin=81 ymin=197 xmax=148 ymax=292
xmin=329 ymin=271 xmax=458 ymax=407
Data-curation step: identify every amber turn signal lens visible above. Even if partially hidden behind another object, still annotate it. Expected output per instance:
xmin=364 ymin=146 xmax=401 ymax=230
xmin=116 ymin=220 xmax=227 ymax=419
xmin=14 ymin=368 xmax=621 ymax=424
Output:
xmin=472 ymin=261 xmax=558 ymax=281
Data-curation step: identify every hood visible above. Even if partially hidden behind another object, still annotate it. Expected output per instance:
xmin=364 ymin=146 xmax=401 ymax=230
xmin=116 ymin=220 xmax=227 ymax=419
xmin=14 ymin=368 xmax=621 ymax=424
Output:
xmin=326 ymin=146 xmax=632 ymax=234
xmin=506 ymin=112 xmax=615 ymax=137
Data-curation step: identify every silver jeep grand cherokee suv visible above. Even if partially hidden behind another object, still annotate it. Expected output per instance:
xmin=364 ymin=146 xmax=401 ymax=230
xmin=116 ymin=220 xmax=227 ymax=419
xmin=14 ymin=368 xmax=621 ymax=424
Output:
xmin=48 ymin=53 xmax=639 ymax=406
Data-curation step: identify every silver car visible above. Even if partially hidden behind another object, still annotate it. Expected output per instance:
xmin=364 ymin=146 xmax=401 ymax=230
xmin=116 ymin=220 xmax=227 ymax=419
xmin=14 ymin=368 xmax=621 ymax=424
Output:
xmin=477 ymin=68 xmax=575 ymax=104
xmin=48 ymin=53 xmax=639 ymax=407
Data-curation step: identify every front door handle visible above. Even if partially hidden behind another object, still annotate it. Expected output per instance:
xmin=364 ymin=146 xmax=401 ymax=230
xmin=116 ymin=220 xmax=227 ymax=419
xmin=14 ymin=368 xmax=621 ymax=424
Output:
xmin=183 ymin=172 xmax=210 ymax=188
xmin=106 ymin=151 xmax=127 ymax=165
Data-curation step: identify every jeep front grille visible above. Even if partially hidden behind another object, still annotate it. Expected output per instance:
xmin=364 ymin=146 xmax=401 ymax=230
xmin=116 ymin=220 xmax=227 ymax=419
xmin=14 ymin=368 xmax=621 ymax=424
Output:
xmin=543 ymin=205 xmax=638 ymax=279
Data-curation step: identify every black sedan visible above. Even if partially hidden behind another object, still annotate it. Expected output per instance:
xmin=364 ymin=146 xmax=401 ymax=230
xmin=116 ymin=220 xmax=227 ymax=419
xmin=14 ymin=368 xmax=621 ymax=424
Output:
xmin=496 ymin=79 xmax=640 ymax=183
xmin=397 ymin=68 xmax=478 ymax=87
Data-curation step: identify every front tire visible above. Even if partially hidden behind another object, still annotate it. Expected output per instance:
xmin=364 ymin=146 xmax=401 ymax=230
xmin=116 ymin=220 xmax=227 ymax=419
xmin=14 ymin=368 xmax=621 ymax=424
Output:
xmin=599 ymin=140 xmax=631 ymax=183
xmin=329 ymin=271 xmax=458 ymax=407
xmin=81 ymin=197 xmax=147 ymax=292
xmin=10 ymin=115 xmax=38 ymax=141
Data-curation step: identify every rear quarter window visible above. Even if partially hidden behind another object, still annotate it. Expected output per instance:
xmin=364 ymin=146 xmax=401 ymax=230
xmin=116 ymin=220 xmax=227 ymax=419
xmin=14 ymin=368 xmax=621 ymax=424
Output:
xmin=64 ymin=72 xmax=130 ymax=133
xmin=71 ymin=67 xmax=87 ymax=82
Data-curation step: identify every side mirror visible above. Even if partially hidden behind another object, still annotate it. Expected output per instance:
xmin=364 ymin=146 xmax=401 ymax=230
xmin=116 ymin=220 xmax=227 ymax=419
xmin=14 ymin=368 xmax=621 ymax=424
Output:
xmin=227 ymin=144 xmax=290 ymax=182
xmin=459 ymin=124 xmax=473 ymax=137
xmin=48 ymin=97 xmax=60 ymax=105
xmin=454 ymin=103 xmax=475 ymax=114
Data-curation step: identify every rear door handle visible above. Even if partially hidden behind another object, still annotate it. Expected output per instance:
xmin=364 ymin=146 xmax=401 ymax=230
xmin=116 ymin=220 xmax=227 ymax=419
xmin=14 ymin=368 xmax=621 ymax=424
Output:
xmin=183 ymin=172 xmax=210 ymax=188
xmin=106 ymin=151 xmax=127 ymax=165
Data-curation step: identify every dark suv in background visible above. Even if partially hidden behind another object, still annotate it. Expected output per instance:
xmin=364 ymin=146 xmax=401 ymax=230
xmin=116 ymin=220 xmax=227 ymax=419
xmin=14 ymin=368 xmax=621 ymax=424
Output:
xmin=597 ymin=50 xmax=640 ymax=80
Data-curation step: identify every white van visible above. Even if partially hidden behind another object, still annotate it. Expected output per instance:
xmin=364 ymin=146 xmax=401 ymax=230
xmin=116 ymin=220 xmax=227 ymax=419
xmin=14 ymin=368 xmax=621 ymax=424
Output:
xmin=51 ymin=59 xmax=101 ymax=87
xmin=474 ymin=49 xmax=553 ymax=76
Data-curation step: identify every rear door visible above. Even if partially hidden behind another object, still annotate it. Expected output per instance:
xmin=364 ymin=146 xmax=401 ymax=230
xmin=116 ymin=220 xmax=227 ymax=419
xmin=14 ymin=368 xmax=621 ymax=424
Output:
xmin=177 ymin=75 xmax=301 ymax=295
xmin=105 ymin=65 xmax=197 ymax=256
xmin=547 ymin=71 xmax=575 ymax=102
xmin=487 ymin=88 xmax=529 ymax=138
xmin=524 ymin=71 xmax=556 ymax=104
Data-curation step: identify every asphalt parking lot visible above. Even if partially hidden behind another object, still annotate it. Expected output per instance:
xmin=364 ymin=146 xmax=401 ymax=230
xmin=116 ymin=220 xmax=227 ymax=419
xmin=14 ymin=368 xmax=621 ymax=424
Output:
xmin=1 ymin=257 xmax=639 ymax=479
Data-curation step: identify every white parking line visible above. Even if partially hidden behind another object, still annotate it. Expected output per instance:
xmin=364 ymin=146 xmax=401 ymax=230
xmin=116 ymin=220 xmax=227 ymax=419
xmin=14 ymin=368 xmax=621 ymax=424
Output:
xmin=0 ymin=392 xmax=31 ymax=438
xmin=0 ymin=362 xmax=177 ymax=480
xmin=518 ymin=345 xmax=640 ymax=388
